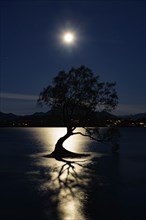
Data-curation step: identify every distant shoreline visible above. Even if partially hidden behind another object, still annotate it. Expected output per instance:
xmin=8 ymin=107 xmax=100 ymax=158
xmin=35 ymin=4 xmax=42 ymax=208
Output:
xmin=0 ymin=111 xmax=146 ymax=127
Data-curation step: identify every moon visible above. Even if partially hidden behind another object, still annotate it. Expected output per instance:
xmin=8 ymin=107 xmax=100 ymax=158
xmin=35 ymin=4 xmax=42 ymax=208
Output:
xmin=63 ymin=32 xmax=75 ymax=44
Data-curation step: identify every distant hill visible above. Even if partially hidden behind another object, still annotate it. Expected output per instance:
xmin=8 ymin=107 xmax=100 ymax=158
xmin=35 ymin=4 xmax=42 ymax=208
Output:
xmin=1 ymin=111 xmax=146 ymax=121
xmin=131 ymin=113 xmax=146 ymax=119
xmin=121 ymin=113 xmax=146 ymax=119
xmin=0 ymin=110 xmax=63 ymax=126
xmin=0 ymin=111 xmax=145 ymax=127
xmin=94 ymin=111 xmax=117 ymax=119
xmin=0 ymin=110 xmax=116 ymax=125
xmin=0 ymin=112 xmax=18 ymax=120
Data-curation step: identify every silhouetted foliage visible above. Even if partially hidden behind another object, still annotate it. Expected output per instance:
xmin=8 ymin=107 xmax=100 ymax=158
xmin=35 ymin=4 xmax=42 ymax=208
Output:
xmin=38 ymin=65 xmax=119 ymax=156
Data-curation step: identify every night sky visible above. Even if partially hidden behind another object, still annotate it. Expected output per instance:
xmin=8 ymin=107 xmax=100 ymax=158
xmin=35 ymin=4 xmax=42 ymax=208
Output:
xmin=0 ymin=0 xmax=145 ymax=115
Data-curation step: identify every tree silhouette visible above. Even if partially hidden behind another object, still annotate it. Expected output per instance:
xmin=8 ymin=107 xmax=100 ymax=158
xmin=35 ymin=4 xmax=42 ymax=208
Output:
xmin=38 ymin=65 xmax=119 ymax=157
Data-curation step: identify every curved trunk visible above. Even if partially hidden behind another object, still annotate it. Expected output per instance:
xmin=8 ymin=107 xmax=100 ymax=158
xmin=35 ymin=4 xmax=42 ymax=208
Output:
xmin=49 ymin=128 xmax=90 ymax=159
xmin=54 ymin=132 xmax=72 ymax=152
xmin=51 ymin=128 xmax=73 ymax=157
xmin=47 ymin=128 xmax=90 ymax=161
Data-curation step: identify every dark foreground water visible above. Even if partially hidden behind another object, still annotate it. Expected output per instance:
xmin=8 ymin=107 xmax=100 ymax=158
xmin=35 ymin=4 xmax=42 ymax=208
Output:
xmin=0 ymin=127 xmax=146 ymax=220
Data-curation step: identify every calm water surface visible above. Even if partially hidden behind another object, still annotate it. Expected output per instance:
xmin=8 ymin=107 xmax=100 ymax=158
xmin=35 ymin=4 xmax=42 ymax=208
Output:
xmin=0 ymin=127 xmax=146 ymax=220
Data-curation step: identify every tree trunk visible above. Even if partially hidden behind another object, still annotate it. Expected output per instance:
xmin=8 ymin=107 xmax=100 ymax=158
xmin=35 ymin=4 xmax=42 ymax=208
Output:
xmin=50 ymin=128 xmax=89 ymax=159
xmin=51 ymin=128 xmax=73 ymax=158
xmin=54 ymin=132 xmax=72 ymax=153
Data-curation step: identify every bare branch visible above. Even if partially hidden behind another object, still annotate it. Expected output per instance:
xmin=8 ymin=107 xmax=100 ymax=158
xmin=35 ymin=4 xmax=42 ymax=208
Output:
xmin=72 ymin=131 xmax=103 ymax=142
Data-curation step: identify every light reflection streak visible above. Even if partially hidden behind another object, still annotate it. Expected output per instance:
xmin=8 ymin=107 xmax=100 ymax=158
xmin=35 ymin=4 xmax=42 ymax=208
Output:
xmin=32 ymin=155 xmax=91 ymax=220
xmin=31 ymin=127 xmax=91 ymax=153
xmin=29 ymin=128 xmax=101 ymax=220
xmin=46 ymin=127 xmax=91 ymax=152
xmin=40 ymin=157 xmax=90 ymax=220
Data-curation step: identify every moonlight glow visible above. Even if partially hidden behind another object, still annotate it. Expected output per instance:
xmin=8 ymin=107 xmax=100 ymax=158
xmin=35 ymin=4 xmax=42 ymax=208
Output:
xmin=63 ymin=32 xmax=75 ymax=44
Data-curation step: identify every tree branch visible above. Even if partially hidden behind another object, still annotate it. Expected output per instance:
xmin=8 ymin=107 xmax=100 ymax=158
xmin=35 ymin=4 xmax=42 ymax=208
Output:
xmin=72 ymin=131 xmax=103 ymax=143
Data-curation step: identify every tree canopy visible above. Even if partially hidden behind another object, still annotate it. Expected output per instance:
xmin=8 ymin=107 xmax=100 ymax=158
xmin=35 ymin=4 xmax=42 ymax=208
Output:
xmin=38 ymin=65 xmax=118 ymax=127
xmin=38 ymin=65 xmax=119 ymax=157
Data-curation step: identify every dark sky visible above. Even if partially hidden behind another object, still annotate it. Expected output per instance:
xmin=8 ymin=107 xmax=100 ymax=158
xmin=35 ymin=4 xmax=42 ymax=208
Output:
xmin=0 ymin=0 xmax=145 ymax=115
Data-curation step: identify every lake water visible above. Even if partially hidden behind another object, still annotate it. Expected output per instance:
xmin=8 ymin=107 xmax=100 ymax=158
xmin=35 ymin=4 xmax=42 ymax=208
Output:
xmin=0 ymin=127 xmax=146 ymax=220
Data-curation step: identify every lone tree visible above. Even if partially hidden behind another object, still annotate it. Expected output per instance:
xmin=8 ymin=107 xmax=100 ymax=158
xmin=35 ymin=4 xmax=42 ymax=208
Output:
xmin=38 ymin=65 xmax=118 ymax=158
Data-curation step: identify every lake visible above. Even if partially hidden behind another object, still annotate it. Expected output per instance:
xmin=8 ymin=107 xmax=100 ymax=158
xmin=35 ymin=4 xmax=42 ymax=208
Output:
xmin=0 ymin=127 xmax=146 ymax=220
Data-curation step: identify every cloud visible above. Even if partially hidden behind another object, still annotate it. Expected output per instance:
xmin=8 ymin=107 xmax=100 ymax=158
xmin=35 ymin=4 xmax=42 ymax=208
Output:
xmin=0 ymin=92 xmax=38 ymax=101
xmin=0 ymin=92 xmax=48 ymax=115
xmin=0 ymin=93 xmax=145 ymax=116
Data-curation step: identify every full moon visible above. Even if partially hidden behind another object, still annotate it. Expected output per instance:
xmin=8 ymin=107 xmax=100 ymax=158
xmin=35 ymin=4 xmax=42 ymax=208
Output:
xmin=63 ymin=32 xmax=75 ymax=44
